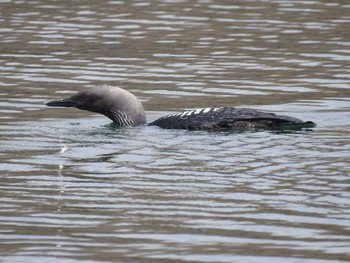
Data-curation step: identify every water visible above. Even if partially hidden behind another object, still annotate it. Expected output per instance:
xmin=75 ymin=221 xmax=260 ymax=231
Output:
xmin=0 ymin=0 xmax=350 ymax=262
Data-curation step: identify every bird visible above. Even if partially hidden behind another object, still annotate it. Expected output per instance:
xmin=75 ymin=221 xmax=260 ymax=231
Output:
xmin=45 ymin=85 xmax=315 ymax=131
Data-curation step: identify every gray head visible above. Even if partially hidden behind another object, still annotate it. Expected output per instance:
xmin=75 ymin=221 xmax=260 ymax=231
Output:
xmin=46 ymin=85 xmax=146 ymax=126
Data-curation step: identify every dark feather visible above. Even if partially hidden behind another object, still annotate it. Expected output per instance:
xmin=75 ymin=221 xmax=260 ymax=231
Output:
xmin=148 ymin=107 xmax=315 ymax=131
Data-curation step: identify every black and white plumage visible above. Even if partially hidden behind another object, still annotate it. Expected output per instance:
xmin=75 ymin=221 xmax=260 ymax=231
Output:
xmin=148 ymin=107 xmax=315 ymax=130
xmin=46 ymin=85 xmax=315 ymax=131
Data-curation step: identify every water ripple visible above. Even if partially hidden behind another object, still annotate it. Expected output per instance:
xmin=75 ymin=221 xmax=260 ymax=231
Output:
xmin=1 ymin=0 xmax=350 ymax=262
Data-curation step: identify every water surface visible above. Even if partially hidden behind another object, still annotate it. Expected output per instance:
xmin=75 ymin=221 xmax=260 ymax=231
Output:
xmin=0 ymin=0 xmax=349 ymax=262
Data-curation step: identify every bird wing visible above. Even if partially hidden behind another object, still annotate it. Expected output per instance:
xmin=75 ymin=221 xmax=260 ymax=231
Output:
xmin=148 ymin=107 xmax=314 ymax=130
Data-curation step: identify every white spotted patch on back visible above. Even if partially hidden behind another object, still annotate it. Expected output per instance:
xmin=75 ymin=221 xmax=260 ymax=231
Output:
xmin=187 ymin=110 xmax=196 ymax=116
xmin=163 ymin=107 xmax=223 ymax=120
xmin=180 ymin=111 xmax=189 ymax=117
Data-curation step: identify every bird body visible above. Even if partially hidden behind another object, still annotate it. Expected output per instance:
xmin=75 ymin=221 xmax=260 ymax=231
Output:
xmin=46 ymin=85 xmax=315 ymax=131
xmin=148 ymin=107 xmax=314 ymax=130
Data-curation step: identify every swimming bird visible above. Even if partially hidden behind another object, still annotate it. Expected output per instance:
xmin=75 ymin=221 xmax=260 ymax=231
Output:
xmin=46 ymin=85 xmax=315 ymax=131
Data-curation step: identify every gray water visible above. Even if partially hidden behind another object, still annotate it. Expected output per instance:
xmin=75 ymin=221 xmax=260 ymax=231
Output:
xmin=1 ymin=0 xmax=350 ymax=262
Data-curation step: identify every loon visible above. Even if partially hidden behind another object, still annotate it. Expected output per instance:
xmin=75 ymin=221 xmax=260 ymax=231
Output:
xmin=46 ymin=85 xmax=315 ymax=131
